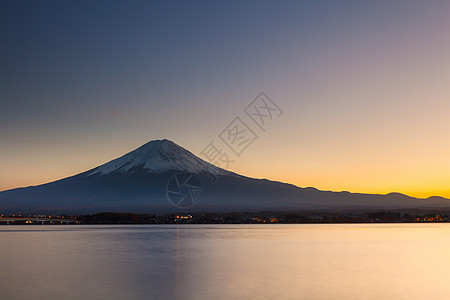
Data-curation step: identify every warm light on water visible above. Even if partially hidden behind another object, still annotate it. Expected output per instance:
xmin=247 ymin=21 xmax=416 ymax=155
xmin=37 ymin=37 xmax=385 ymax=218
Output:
xmin=1 ymin=224 xmax=450 ymax=299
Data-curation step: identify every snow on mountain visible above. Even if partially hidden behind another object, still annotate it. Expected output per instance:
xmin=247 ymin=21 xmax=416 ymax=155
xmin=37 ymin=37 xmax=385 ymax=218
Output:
xmin=88 ymin=139 xmax=232 ymax=176
xmin=3 ymin=138 xmax=450 ymax=214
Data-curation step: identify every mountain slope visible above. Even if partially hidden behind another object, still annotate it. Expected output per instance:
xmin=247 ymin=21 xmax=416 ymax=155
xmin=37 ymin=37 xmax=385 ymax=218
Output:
xmin=88 ymin=139 xmax=232 ymax=176
xmin=1 ymin=139 xmax=449 ymax=214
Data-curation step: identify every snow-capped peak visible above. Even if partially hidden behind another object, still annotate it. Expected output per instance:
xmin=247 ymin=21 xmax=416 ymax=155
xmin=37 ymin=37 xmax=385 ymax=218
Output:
xmin=88 ymin=139 xmax=232 ymax=176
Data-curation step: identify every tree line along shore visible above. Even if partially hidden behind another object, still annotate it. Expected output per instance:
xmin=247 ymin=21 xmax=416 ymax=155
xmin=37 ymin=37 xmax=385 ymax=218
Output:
xmin=1 ymin=210 xmax=450 ymax=224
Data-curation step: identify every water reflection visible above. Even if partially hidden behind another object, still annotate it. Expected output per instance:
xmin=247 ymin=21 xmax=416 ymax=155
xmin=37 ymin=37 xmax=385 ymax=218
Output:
xmin=1 ymin=224 xmax=450 ymax=299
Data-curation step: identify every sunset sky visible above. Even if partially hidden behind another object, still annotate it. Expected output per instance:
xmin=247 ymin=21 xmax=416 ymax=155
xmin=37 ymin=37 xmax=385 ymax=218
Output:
xmin=1 ymin=0 xmax=450 ymax=198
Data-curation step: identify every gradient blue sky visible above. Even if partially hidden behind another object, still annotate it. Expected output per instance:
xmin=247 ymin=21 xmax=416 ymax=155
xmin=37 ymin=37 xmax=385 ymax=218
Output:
xmin=1 ymin=0 xmax=450 ymax=197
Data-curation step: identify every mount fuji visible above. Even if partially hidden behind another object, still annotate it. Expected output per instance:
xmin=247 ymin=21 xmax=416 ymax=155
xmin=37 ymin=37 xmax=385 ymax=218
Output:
xmin=88 ymin=139 xmax=231 ymax=177
xmin=1 ymin=139 xmax=450 ymax=214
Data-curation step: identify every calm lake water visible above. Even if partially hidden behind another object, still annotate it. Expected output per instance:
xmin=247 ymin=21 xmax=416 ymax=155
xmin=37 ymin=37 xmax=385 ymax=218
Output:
xmin=1 ymin=224 xmax=450 ymax=299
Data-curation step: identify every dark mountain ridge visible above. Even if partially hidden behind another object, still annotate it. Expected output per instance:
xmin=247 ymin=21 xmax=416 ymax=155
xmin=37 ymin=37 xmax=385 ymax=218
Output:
xmin=1 ymin=139 xmax=449 ymax=214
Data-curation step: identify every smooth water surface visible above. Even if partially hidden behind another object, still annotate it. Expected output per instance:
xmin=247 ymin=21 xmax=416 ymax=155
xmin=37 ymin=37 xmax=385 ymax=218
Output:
xmin=1 ymin=224 xmax=450 ymax=299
